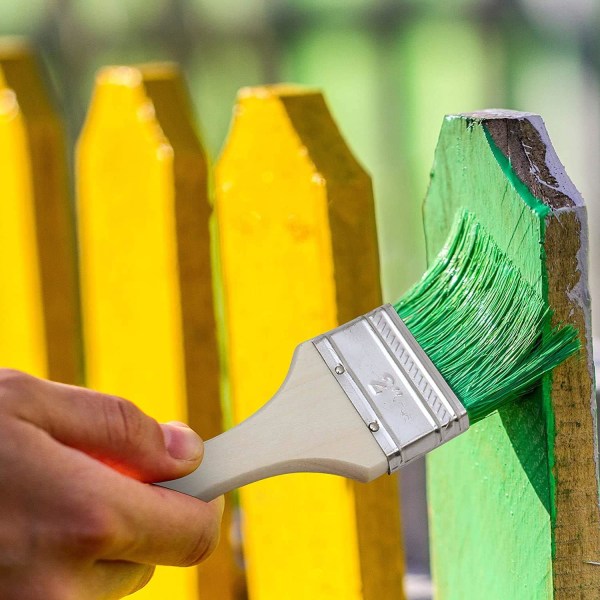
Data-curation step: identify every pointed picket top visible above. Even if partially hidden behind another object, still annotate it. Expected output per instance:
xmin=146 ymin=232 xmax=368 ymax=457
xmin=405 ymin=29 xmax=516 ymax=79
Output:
xmin=424 ymin=111 xmax=598 ymax=599
xmin=77 ymin=63 xmax=240 ymax=600
xmin=216 ymin=85 xmax=405 ymax=600
xmin=0 ymin=39 xmax=79 ymax=383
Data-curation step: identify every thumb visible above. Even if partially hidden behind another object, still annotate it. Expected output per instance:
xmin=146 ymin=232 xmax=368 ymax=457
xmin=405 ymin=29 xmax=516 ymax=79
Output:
xmin=160 ymin=421 xmax=205 ymax=463
xmin=2 ymin=370 xmax=203 ymax=482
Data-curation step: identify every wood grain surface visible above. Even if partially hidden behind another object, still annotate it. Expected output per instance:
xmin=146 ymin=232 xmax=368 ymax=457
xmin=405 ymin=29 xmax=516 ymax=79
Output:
xmin=424 ymin=110 xmax=598 ymax=599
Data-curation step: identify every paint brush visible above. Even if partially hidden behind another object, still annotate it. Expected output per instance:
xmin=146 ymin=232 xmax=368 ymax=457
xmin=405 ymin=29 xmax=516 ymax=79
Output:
xmin=159 ymin=210 xmax=579 ymax=501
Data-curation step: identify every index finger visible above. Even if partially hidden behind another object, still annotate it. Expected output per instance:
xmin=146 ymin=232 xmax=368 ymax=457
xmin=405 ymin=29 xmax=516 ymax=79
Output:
xmin=1 ymin=370 xmax=204 ymax=482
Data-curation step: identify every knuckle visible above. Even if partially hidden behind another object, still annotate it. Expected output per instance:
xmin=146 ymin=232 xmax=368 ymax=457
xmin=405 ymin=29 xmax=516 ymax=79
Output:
xmin=66 ymin=507 xmax=119 ymax=558
xmin=101 ymin=395 xmax=146 ymax=448
xmin=0 ymin=369 xmax=34 ymax=406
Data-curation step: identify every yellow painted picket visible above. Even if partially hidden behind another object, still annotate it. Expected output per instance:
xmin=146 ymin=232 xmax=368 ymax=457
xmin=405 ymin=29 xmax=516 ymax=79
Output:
xmin=215 ymin=86 xmax=405 ymax=599
xmin=0 ymin=40 xmax=79 ymax=383
xmin=76 ymin=64 xmax=241 ymax=600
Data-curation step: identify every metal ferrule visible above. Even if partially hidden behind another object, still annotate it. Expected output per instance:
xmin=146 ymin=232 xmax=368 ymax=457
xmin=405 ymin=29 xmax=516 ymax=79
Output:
xmin=312 ymin=304 xmax=469 ymax=473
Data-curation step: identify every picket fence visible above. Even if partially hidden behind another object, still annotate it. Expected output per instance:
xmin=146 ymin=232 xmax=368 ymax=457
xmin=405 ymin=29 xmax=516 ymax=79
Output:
xmin=0 ymin=40 xmax=597 ymax=600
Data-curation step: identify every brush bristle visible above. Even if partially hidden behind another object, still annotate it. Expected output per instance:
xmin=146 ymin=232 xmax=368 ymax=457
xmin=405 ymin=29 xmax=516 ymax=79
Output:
xmin=394 ymin=210 xmax=580 ymax=424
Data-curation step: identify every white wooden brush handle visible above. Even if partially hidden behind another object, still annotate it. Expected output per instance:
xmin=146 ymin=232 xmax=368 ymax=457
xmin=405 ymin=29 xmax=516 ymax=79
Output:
xmin=158 ymin=342 xmax=388 ymax=501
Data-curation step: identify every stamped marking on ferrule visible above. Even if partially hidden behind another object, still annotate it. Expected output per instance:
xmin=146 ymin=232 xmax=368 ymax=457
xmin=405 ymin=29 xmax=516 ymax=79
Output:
xmin=369 ymin=373 xmax=404 ymax=397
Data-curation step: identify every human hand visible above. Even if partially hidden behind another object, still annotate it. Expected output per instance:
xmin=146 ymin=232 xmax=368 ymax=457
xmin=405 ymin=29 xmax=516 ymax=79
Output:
xmin=0 ymin=369 xmax=223 ymax=600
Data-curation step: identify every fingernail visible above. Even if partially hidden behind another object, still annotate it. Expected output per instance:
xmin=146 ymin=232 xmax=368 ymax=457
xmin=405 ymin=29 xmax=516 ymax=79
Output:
xmin=161 ymin=421 xmax=203 ymax=461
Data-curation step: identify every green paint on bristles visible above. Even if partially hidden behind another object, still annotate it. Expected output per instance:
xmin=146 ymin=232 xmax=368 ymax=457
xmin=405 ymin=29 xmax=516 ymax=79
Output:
xmin=394 ymin=209 xmax=580 ymax=424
